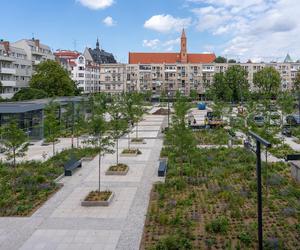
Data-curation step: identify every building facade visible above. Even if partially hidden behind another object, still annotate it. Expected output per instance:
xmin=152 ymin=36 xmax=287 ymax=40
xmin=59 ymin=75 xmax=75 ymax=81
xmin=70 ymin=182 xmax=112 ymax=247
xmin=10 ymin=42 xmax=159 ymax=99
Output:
xmin=12 ymin=38 xmax=55 ymax=72
xmin=0 ymin=41 xmax=32 ymax=98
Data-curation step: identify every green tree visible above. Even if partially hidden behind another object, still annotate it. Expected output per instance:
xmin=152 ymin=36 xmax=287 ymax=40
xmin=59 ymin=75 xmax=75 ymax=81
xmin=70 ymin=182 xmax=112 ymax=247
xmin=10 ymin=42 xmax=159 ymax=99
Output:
xmin=214 ymin=56 xmax=227 ymax=63
xmin=12 ymin=88 xmax=48 ymax=101
xmin=0 ymin=121 xmax=29 ymax=167
xmin=294 ymin=70 xmax=300 ymax=91
xmin=253 ymin=67 xmax=281 ymax=97
xmin=166 ymin=94 xmax=196 ymax=174
xmin=30 ymin=61 xmax=77 ymax=97
xmin=228 ymin=59 xmax=237 ymax=63
xmin=124 ymin=93 xmax=144 ymax=148
xmin=88 ymin=94 xmax=114 ymax=191
xmin=74 ymin=98 xmax=87 ymax=148
xmin=44 ymin=101 xmax=61 ymax=156
xmin=109 ymin=95 xmax=128 ymax=165
xmin=278 ymin=92 xmax=294 ymax=126
xmin=189 ymin=89 xmax=198 ymax=101
xmin=209 ymin=65 xmax=249 ymax=102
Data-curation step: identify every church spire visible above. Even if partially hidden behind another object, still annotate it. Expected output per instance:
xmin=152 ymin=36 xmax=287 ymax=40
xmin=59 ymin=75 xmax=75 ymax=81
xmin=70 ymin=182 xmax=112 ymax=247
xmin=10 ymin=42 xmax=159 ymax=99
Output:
xmin=96 ymin=38 xmax=100 ymax=50
xmin=180 ymin=28 xmax=187 ymax=63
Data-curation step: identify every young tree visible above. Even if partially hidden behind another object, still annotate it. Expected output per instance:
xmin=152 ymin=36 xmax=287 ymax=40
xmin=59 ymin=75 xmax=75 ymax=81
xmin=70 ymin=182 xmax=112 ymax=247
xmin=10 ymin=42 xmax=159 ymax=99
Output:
xmin=109 ymin=95 xmax=128 ymax=165
xmin=189 ymin=89 xmax=198 ymax=101
xmin=253 ymin=67 xmax=281 ymax=97
xmin=44 ymin=101 xmax=61 ymax=156
xmin=166 ymin=94 xmax=196 ymax=174
xmin=278 ymin=92 xmax=294 ymax=127
xmin=30 ymin=61 xmax=78 ymax=97
xmin=124 ymin=93 xmax=144 ymax=148
xmin=0 ymin=121 xmax=29 ymax=167
xmin=74 ymin=98 xmax=87 ymax=148
xmin=88 ymin=94 xmax=114 ymax=191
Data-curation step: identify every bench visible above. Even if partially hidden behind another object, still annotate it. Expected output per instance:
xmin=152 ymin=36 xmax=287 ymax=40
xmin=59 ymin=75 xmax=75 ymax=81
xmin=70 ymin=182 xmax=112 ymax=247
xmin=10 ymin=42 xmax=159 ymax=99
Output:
xmin=64 ymin=158 xmax=82 ymax=176
xmin=285 ymin=154 xmax=300 ymax=161
xmin=158 ymin=159 xmax=167 ymax=177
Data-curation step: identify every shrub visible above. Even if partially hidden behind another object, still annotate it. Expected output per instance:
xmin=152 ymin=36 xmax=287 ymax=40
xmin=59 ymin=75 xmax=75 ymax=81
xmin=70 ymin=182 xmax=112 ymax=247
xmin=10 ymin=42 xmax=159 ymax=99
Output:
xmin=154 ymin=234 xmax=192 ymax=250
xmin=205 ymin=216 xmax=229 ymax=234
xmin=238 ymin=231 xmax=252 ymax=246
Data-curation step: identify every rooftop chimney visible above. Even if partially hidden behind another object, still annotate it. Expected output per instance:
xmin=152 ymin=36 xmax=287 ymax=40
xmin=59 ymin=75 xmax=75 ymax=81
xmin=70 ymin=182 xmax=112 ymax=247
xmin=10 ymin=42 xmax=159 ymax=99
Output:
xmin=0 ymin=41 xmax=10 ymax=52
xmin=34 ymin=39 xmax=40 ymax=48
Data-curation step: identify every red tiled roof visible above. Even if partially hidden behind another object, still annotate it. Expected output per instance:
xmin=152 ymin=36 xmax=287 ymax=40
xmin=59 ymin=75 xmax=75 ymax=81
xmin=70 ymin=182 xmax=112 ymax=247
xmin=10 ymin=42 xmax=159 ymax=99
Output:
xmin=188 ymin=53 xmax=216 ymax=63
xmin=129 ymin=52 xmax=216 ymax=64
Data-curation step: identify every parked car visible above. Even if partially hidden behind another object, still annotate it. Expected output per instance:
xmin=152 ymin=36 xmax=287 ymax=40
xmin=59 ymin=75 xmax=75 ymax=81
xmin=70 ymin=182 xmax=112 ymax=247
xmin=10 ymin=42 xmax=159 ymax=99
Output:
xmin=286 ymin=115 xmax=300 ymax=126
xmin=282 ymin=126 xmax=292 ymax=137
xmin=254 ymin=115 xmax=265 ymax=126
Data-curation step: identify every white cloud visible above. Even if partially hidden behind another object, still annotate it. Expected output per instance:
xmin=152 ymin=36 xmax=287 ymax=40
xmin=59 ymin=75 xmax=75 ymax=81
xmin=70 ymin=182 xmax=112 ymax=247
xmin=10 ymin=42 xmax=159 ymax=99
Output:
xmin=142 ymin=37 xmax=180 ymax=51
xmin=144 ymin=14 xmax=191 ymax=33
xmin=103 ymin=16 xmax=117 ymax=26
xmin=163 ymin=38 xmax=180 ymax=47
xmin=77 ymin=0 xmax=114 ymax=10
xmin=143 ymin=39 xmax=160 ymax=49
xmin=189 ymin=0 xmax=300 ymax=61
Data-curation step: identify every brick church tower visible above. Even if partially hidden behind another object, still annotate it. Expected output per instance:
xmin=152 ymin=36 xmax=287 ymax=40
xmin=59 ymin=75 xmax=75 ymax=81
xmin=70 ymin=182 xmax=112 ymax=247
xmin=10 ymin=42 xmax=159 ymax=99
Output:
xmin=180 ymin=28 xmax=187 ymax=63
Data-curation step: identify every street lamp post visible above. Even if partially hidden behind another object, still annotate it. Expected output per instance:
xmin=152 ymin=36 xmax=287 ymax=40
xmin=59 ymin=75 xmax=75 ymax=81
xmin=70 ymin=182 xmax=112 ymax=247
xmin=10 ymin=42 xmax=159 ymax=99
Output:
xmin=248 ymin=131 xmax=272 ymax=250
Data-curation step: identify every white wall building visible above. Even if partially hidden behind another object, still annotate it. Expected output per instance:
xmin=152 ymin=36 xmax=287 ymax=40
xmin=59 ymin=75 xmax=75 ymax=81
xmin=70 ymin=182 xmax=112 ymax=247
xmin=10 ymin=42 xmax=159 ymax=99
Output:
xmin=0 ymin=41 xmax=32 ymax=98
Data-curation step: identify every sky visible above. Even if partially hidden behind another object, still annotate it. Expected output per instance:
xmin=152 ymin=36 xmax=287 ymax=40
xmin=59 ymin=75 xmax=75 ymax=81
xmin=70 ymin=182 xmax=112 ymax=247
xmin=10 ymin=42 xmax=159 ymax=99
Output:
xmin=0 ymin=0 xmax=299 ymax=63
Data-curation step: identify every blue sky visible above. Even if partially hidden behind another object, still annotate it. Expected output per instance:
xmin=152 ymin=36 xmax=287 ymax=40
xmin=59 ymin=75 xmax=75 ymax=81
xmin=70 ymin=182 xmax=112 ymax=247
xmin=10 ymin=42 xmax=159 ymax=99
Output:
xmin=1 ymin=0 xmax=299 ymax=63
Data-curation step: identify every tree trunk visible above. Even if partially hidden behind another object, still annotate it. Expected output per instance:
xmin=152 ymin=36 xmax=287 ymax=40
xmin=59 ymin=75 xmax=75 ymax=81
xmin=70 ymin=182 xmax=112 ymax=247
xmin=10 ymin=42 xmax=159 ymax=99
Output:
xmin=53 ymin=141 xmax=55 ymax=156
xmin=136 ymin=122 xmax=138 ymax=138
xmin=71 ymin=134 xmax=74 ymax=149
xmin=98 ymin=153 xmax=101 ymax=192
xmin=116 ymin=138 xmax=119 ymax=165
xmin=77 ymin=136 xmax=80 ymax=148
xmin=13 ymin=148 xmax=16 ymax=168
xmin=128 ymin=130 xmax=131 ymax=149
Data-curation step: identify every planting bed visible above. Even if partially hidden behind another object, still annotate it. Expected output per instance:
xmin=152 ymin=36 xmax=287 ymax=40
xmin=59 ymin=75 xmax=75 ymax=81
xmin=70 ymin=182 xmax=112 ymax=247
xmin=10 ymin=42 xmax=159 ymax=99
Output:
xmin=141 ymin=147 xmax=300 ymax=249
xmin=121 ymin=148 xmax=142 ymax=156
xmin=194 ymin=128 xmax=242 ymax=145
xmin=131 ymin=138 xmax=146 ymax=144
xmin=0 ymin=147 xmax=99 ymax=216
xmin=106 ymin=163 xmax=129 ymax=175
xmin=81 ymin=190 xmax=114 ymax=207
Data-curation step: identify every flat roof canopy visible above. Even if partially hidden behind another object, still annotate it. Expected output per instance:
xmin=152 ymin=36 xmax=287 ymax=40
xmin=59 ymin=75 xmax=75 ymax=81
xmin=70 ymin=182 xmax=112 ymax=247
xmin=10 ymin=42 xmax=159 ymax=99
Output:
xmin=0 ymin=96 xmax=84 ymax=114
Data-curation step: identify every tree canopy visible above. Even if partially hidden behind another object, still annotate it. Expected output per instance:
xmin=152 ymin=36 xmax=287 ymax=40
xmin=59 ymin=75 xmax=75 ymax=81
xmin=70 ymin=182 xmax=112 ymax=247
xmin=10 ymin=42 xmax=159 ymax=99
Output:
xmin=12 ymin=88 xmax=48 ymax=101
xmin=30 ymin=61 xmax=78 ymax=97
xmin=214 ymin=56 xmax=227 ymax=63
xmin=209 ymin=65 xmax=249 ymax=102
xmin=0 ymin=121 xmax=29 ymax=167
xmin=253 ymin=66 xmax=281 ymax=97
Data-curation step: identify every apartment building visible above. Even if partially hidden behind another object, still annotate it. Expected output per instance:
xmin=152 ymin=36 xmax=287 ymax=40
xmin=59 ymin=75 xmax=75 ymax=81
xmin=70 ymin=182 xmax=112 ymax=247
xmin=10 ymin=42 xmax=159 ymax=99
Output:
xmin=13 ymin=38 xmax=55 ymax=71
xmin=54 ymin=50 xmax=101 ymax=94
xmin=0 ymin=41 xmax=32 ymax=98
xmin=99 ymin=64 xmax=126 ymax=93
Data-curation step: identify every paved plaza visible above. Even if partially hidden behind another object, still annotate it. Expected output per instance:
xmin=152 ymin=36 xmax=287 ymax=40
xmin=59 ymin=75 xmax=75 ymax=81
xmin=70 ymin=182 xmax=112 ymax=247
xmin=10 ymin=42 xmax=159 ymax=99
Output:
xmin=0 ymin=114 xmax=166 ymax=250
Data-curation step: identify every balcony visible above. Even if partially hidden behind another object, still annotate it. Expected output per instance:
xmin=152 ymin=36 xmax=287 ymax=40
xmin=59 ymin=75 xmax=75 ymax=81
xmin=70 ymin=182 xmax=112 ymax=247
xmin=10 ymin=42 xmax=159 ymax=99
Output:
xmin=0 ymin=67 xmax=16 ymax=74
xmin=1 ymin=80 xmax=16 ymax=87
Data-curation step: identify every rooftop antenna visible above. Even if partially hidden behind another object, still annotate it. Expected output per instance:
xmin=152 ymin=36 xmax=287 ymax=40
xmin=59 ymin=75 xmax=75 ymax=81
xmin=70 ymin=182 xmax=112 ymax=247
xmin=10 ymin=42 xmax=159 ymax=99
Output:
xmin=73 ymin=39 xmax=77 ymax=51
xmin=32 ymin=33 xmax=35 ymax=40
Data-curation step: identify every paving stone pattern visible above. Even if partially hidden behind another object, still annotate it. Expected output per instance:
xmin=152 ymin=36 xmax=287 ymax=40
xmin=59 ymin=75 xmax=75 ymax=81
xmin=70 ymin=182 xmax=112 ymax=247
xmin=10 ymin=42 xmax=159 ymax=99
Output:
xmin=0 ymin=114 xmax=166 ymax=250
